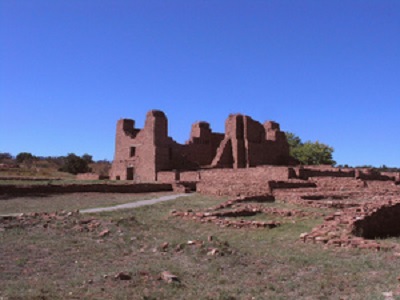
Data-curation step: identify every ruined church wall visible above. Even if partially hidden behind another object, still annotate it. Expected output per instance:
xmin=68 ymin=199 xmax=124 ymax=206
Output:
xmin=157 ymin=171 xmax=179 ymax=183
xmin=311 ymin=177 xmax=366 ymax=190
xmin=110 ymin=113 xmax=164 ymax=182
xmin=180 ymin=142 xmax=218 ymax=167
xmin=76 ymin=173 xmax=101 ymax=180
xmin=355 ymin=169 xmax=396 ymax=181
xmin=197 ymin=166 xmax=290 ymax=196
xmin=111 ymin=110 xmax=296 ymax=182
xmin=180 ymin=171 xmax=201 ymax=182
xmin=156 ymin=166 xmax=291 ymax=196
xmin=182 ymin=122 xmax=225 ymax=167
xmin=381 ymin=172 xmax=400 ymax=182
xmin=298 ymin=166 xmax=355 ymax=179
xmin=199 ymin=166 xmax=290 ymax=182
xmin=109 ymin=119 xmax=140 ymax=180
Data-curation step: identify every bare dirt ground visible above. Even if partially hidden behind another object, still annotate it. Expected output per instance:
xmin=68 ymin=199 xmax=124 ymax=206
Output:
xmin=2 ymin=192 xmax=400 ymax=299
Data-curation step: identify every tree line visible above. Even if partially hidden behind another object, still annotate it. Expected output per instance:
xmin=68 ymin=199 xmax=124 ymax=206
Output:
xmin=285 ymin=132 xmax=336 ymax=166
xmin=285 ymin=132 xmax=400 ymax=171
xmin=0 ymin=152 xmax=110 ymax=175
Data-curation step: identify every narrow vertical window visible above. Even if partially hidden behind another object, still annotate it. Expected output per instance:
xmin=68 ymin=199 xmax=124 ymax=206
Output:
xmin=130 ymin=147 xmax=136 ymax=157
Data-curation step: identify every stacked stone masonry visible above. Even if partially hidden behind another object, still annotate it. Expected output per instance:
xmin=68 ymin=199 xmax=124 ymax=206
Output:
xmin=110 ymin=110 xmax=294 ymax=182
xmin=171 ymin=167 xmax=400 ymax=251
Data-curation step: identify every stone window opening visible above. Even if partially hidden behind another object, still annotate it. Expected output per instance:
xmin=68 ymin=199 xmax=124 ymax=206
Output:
xmin=130 ymin=147 xmax=136 ymax=157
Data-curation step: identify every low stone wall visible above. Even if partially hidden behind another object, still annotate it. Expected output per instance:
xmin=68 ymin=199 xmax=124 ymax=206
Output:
xmin=157 ymin=171 xmax=178 ymax=183
xmin=196 ymin=166 xmax=290 ymax=197
xmin=76 ymin=173 xmax=101 ymax=180
xmin=355 ymin=169 xmax=395 ymax=181
xmin=302 ymin=199 xmax=400 ymax=251
xmin=364 ymin=180 xmax=399 ymax=191
xmin=297 ymin=166 xmax=355 ymax=179
xmin=199 ymin=166 xmax=290 ymax=183
xmin=155 ymin=166 xmax=290 ymax=197
xmin=0 ymin=177 xmax=63 ymax=181
xmin=352 ymin=203 xmax=400 ymax=239
xmin=197 ymin=181 xmax=270 ymax=197
xmin=268 ymin=180 xmax=317 ymax=191
xmin=381 ymin=172 xmax=400 ymax=181
xmin=0 ymin=183 xmax=173 ymax=197
xmin=311 ymin=177 xmax=366 ymax=191
xmin=180 ymin=171 xmax=201 ymax=182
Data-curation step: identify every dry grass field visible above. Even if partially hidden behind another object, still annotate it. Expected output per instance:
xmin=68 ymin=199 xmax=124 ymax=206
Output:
xmin=2 ymin=192 xmax=400 ymax=299
xmin=0 ymin=192 xmax=174 ymax=215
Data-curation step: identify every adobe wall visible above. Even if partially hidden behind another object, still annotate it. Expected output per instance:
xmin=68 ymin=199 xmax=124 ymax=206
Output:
xmin=180 ymin=171 xmax=201 ymax=182
xmin=110 ymin=110 xmax=295 ymax=182
xmin=181 ymin=122 xmax=224 ymax=166
xmin=355 ymin=168 xmax=395 ymax=181
xmin=363 ymin=180 xmax=399 ymax=191
xmin=0 ymin=183 xmax=173 ymax=197
xmin=310 ymin=177 xmax=366 ymax=191
xmin=155 ymin=166 xmax=292 ymax=196
xmin=196 ymin=166 xmax=291 ymax=197
xmin=110 ymin=111 xmax=229 ymax=182
xmin=381 ymin=172 xmax=400 ymax=181
xmin=76 ymin=173 xmax=101 ymax=180
xmin=157 ymin=171 xmax=179 ymax=183
xmin=211 ymin=115 xmax=293 ymax=169
xmin=200 ymin=166 xmax=290 ymax=182
xmin=352 ymin=203 xmax=400 ymax=239
xmin=292 ymin=166 xmax=398 ymax=182
xmin=296 ymin=166 xmax=355 ymax=179
xmin=110 ymin=111 xmax=180 ymax=182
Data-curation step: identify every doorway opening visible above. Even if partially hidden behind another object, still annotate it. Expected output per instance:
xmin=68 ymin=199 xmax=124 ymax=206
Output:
xmin=126 ymin=167 xmax=134 ymax=180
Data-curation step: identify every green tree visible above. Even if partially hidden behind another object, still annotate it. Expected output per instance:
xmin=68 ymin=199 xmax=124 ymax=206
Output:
xmin=59 ymin=153 xmax=91 ymax=174
xmin=16 ymin=152 xmax=36 ymax=164
xmin=0 ymin=152 xmax=13 ymax=163
xmin=285 ymin=132 xmax=302 ymax=150
xmin=82 ymin=153 xmax=93 ymax=164
xmin=286 ymin=132 xmax=336 ymax=166
xmin=15 ymin=152 xmax=38 ymax=168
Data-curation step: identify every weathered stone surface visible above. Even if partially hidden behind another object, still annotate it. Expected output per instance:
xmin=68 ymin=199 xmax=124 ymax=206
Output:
xmin=109 ymin=111 xmax=399 ymax=201
xmin=301 ymin=199 xmax=400 ymax=250
xmin=110 ymin=110 xmax=293 ymax=182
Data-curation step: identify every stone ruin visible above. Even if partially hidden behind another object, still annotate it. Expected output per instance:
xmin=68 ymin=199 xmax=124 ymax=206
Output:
xmin=110 ymin=110 xmax=295 ymax=182
xmin=170 ymin=167 xmax=400 ymax=251
xmin=110 ymin=110 xmax=400 ymax=252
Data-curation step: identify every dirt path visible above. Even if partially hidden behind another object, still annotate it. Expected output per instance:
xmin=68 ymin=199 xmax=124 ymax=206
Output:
xmin=80 ymin=193 xmax=192 ymax=213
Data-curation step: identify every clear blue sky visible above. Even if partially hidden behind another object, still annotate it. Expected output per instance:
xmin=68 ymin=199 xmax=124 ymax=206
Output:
xmin=1 ymin=0 xmax=399 ymax=167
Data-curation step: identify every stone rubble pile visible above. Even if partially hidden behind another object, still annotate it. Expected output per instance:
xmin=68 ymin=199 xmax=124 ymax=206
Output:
xmin=173 ymin=174 xmax=400 ymax=252
xmin=301 ymin=199 xmax=400 ymax=251
xmin=171 ymin=195 xmax=323 ymax=229
xmin=0 ymin=211 xmax=113 ymax=237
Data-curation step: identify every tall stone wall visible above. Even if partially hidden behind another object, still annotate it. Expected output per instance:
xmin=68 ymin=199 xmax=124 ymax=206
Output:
xmin=211 ymin=115 xmax=293 ymax=169
xmin=110 ymin=110 xmax=295 ymax=182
